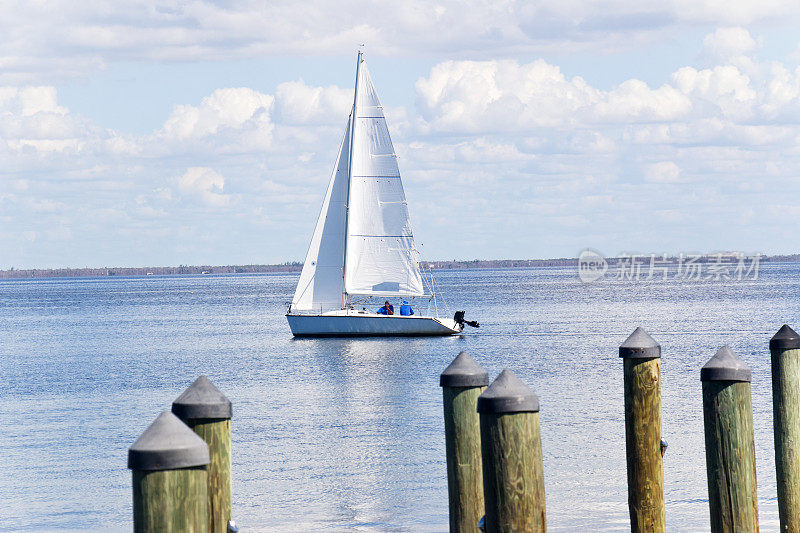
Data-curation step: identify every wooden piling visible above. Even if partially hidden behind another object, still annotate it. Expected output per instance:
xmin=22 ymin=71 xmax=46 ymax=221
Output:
xmin=128 ymin=411 xmax=210 ymax=533
xmin=701 ymin=346 xmax=758 ymax=532
xmin=771 ymin=324 xmax=800 ymax=532
xmin=619 ymin=327 xmax=665 ymax=532
xmin=477 ymin=368 xmax=545 ymax=532
xmin=172 ymin=376 xmax=233 ymax=533
xmin=440 ymin=351 xmax=489 ymax=532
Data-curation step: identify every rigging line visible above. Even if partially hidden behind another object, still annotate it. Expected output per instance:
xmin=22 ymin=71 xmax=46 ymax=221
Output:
xmin=421 ymin=263 xmax=433 ymax=296
xmin=436 ymin=269 xmax=452 ymax=317
xmin=430 ymin=266 xmax=439 ymax=318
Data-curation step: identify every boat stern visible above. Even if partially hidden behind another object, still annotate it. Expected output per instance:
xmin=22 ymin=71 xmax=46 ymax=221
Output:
xmin=434 ymin=317 xmax=464 ymax=334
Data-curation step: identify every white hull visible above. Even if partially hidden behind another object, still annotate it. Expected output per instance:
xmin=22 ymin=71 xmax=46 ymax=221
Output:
xmin=286 ymin=310 xmax=462 ymax=337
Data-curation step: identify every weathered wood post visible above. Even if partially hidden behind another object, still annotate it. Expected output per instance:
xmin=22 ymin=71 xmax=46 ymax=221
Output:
xmin=619 ymin=327 xmax=665 ymax=532
xmin=771 ymin=324 xmax=800 ymax=531
xmin=172 ymin=376 xmax=233 ymax=533
xmin=477 ymin=368 xmax=545 ymax=532
xmin=701 ymin=345 xmax=758 ymax=532
xmin=440 ymin=351 xmax=489 ymax=532
xmin=128 ymin=411 xmax=210 ymax=533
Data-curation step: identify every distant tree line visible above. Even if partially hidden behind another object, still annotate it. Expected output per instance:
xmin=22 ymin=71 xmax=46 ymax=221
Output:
xmin=0 ymin=262 xmax=303 ymax=279
xmin=0 ymin=255 xmax=797 ymax=279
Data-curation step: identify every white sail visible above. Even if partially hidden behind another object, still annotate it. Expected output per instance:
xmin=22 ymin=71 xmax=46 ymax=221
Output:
xmin=286 ymin=54 xmax=467 ymax=336
xmin=291 ymin=117 xmax=351 ymax=311
xmin=343 ymin=61 xmax=425 ymax=298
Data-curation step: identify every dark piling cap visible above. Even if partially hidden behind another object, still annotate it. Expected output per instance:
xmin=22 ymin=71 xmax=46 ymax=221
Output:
xmin=440 ymin=351 xmax=490 ymax=388
xmin=172 ymin=375 xmax=232 ymax=420
xmin=128 ymin=411 xmax=210 ymax=471
xmin=477 ymin=369 xmax=539 ymax=414
xmin=770 ymin=325 xmax=800 ymax=352
xmin=701 ymin=346 xmax=752 ymax=382
xmin=619 ymin=327 xmax=661 ymax=359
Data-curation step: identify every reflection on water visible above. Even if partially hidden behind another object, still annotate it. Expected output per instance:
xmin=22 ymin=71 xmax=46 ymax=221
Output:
xmin=0 ymin=264 xmax=799 ymax=531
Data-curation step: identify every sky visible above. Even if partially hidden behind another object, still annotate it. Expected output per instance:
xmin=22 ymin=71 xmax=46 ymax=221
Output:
xmin=2 ymin=1 xmax=800 ymax=269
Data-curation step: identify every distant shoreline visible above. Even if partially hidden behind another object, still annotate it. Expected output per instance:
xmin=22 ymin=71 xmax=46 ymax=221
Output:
xmin=1 ymin=254 xmax=798 ymax=280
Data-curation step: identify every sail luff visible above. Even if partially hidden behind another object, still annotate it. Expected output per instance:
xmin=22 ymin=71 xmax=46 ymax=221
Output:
xmin=341 ymin=51 xmax=362 ymax=308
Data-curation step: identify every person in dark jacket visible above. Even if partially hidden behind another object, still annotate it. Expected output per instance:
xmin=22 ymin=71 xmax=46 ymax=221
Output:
xmin=399 ymin=301 xmax=414 ymax=316
xmin=378 ymin=301 xmax=394 ymax=315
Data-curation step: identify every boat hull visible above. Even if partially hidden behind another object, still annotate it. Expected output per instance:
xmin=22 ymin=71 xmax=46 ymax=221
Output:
xmin=286 ymin=313 xmax=462 ymax=337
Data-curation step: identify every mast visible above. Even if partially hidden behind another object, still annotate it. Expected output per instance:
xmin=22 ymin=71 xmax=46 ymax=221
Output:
xmin=341 ymin=50 xmax=362 ymax=309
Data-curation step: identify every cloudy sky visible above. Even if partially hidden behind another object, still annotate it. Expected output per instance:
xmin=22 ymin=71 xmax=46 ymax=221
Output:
xmin=2 ymin=1 xmax=800 ymax=269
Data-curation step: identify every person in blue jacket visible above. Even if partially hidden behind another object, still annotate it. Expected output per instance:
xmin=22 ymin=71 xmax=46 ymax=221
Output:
xmin=399 ymin=301 xmax=414 ymax=316
xmin=378 ymin=301 xmax=394 ymax=315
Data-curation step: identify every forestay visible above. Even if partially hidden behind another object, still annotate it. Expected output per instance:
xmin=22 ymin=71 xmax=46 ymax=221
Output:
xmin=344 ymin=61 xmax=425 ymax=298
xmin=291 ymin=118 xmax=351 ymax=311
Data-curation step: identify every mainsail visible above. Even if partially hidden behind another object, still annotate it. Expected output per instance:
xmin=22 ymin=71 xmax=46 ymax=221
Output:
xmin=344 ymin=59 xmax=425 ymax=298
xmin=292 ymin=53 xmax=425 ymax=313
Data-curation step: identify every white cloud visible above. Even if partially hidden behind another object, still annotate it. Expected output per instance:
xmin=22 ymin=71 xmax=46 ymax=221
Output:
xmin=0 ymin=86 xmax=67 ymax=116
xmin=7 ymin=139 xmax=83 ymax=152
xmin=593 ymin=80 xmax=691 ymax=123
xmin=3 ymin=2 xmax=800 ymax=83
xmin=759 ymin=63 xmax=800 ymax=118
xmin=670 ymin=0 xmax=799 ymax=25
xmin=700 ymin=27 xmax=758 ymax=65
xmin=672 ymin=66 xmax=756 ymax=119
xmin=413 ymin=46 xmax=800 ymax=147
xmin=177 ymin=167 xmax=231 ymax=207
xmin=415 ymin=59 xmax=696 ymax=132
xmin=644 ymin=161 xmax=685 ymax=183
xmin=401 ymin=137 xmax=530 ymax=168
xmin=273 ymin=80 xmax=352 ymax=126
xmin=4 ymin=25 xmax=800 ymax=267
xmin=415 ymin=59 xmax=599 ymax=132
xmin=0 ymin=86 xmax=98 ymax=152
xmin=161 ymin=88 xmax=274 ymax=151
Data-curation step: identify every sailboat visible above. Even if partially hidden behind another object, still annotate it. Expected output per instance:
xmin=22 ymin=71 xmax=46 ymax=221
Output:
xmin=286 ymin=52 xmax=471 ymax=337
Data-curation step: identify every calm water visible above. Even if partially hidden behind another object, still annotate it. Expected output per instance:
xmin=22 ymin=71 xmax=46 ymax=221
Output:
xmin=1 ymin=265 xmax=799 ymax=532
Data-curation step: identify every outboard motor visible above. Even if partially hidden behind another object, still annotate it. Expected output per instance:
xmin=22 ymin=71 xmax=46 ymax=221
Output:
xmin=454 ymin=310 xmax=479 ymax=328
